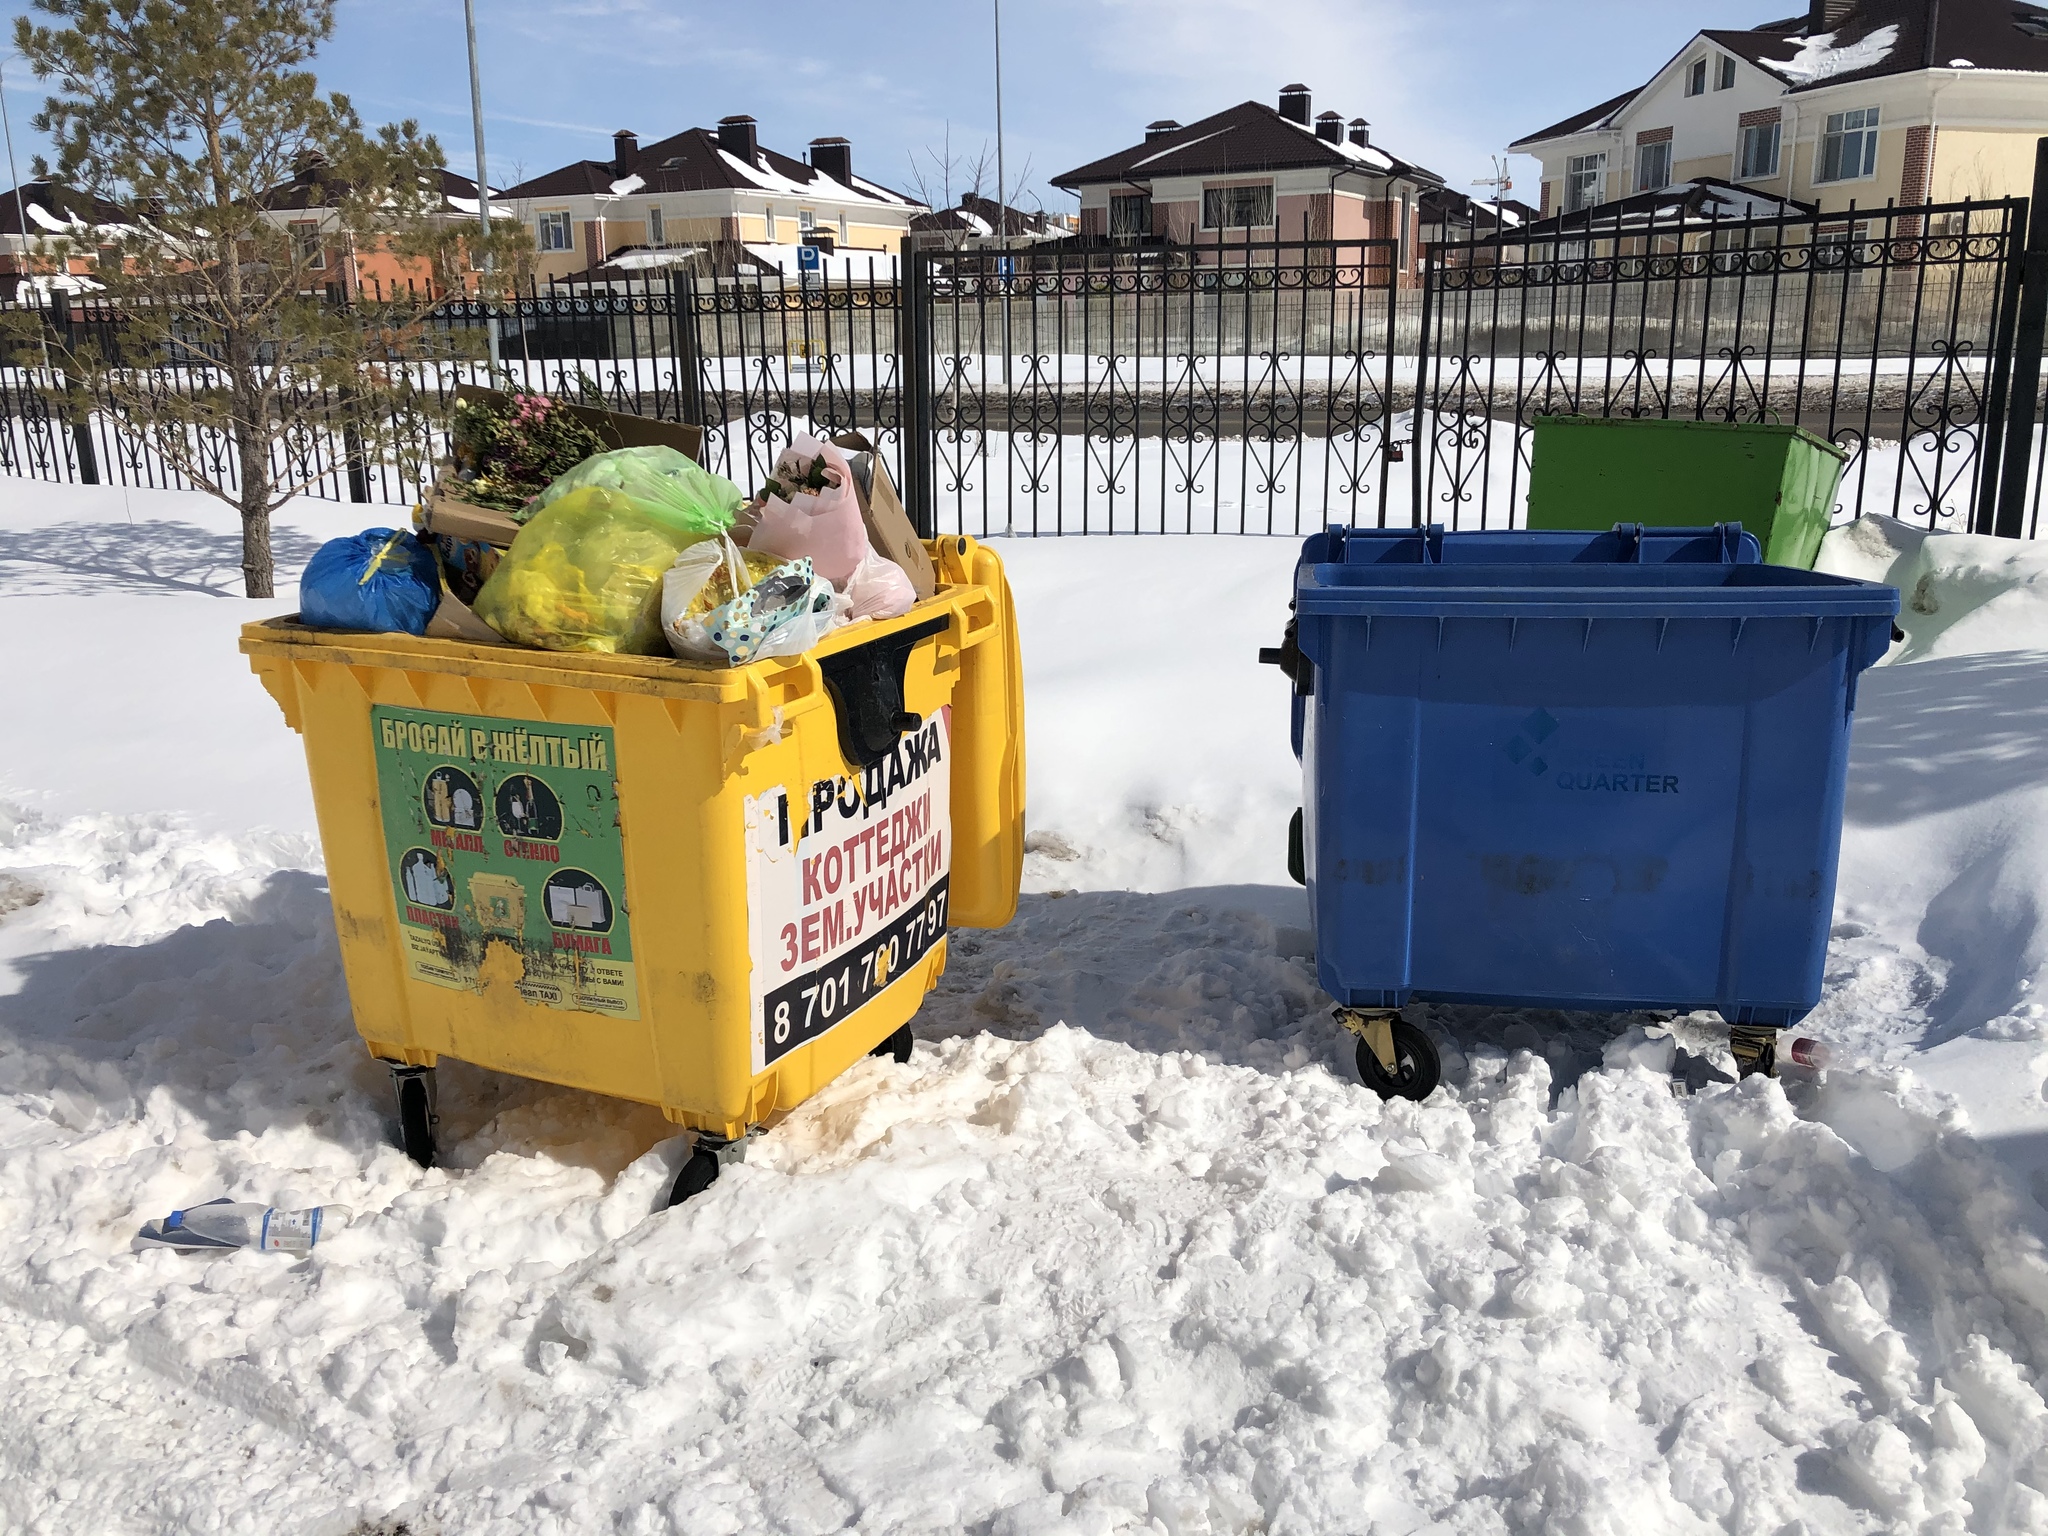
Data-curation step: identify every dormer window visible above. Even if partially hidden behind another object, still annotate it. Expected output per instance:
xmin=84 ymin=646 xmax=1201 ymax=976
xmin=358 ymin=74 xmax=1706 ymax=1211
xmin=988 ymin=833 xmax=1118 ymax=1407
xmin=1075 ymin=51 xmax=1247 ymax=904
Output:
xmin=1716 ymin=55 xmax=1736 ymax=89
xmin=1687 ymin=58 xmax=1708 ymax=95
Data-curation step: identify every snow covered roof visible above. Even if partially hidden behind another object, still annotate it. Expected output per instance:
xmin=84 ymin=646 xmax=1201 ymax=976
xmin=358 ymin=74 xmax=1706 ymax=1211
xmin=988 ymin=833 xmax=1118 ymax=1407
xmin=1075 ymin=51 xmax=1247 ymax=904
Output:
xmin=1053 ymin=98 xmax=1444 ymax=191
xmin=502 ymin=127 xmax=920 ymax=209
xmin=258 ymin=165 xmax=493 ymax=216
xmin=910 ymin=194 xmax=1065 ymax=239
xmin=1515 ymin=177 xmax=1815 ymax=240
xmin=0 ymin=181 xmax=131 ymax=239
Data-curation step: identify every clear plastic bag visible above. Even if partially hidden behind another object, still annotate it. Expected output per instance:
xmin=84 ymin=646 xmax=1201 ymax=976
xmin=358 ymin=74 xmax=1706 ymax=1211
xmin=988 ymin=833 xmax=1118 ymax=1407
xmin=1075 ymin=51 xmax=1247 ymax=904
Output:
xmin=526 ymin=446 xmax=744 ymax=538
xmin=841 ymin=546 xmax=916 ymax=620
xmin=471 ymin=486 xmax=709 ymax=654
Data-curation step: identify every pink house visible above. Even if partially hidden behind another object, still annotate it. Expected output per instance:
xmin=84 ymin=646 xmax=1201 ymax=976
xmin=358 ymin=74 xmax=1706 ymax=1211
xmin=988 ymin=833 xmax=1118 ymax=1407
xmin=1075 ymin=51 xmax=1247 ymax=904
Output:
xmin=1052 ymin=85 xmax=1445 ymax=280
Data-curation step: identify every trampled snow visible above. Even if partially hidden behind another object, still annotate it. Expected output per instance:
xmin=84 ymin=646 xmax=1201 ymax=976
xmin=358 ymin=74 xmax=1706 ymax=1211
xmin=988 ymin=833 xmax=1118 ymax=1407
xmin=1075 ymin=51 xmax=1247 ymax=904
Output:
xmin=4 ymin=481 xmax=2048 ymax=1532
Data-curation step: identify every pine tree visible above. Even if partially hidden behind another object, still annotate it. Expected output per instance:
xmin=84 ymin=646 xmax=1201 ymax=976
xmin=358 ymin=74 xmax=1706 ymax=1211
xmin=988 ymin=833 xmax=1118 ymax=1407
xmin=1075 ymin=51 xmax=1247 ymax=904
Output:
xmin=14 ymin=0 xmax=529 ymax=596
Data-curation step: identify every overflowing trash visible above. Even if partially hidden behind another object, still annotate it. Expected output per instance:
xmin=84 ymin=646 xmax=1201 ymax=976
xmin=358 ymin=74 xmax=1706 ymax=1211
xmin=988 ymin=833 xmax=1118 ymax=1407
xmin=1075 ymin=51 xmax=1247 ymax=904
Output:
xmin=133 ymin=1197 xmax=350 ymax=1254
xmin=300 ymin=392 xmax=938 ymax=673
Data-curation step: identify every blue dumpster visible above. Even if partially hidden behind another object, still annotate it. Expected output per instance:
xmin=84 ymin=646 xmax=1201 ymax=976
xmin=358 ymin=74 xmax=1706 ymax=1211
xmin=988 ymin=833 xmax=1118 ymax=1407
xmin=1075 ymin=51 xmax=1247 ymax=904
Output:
xmin=1277 ymin=523 xmax=1898 ymax=1094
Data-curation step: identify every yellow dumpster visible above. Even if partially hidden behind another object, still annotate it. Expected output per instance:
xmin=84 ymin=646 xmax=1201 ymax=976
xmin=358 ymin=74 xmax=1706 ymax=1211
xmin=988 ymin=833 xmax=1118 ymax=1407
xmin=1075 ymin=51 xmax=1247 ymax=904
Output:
xmin=241 ymin=535 xmax=1023 ymax=1203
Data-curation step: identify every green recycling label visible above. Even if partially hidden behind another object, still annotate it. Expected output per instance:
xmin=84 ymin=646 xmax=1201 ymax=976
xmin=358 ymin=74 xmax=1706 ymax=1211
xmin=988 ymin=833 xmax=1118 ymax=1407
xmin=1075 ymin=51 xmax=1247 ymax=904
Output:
xmin=371 ymin=706 xmax=638 ymax=1018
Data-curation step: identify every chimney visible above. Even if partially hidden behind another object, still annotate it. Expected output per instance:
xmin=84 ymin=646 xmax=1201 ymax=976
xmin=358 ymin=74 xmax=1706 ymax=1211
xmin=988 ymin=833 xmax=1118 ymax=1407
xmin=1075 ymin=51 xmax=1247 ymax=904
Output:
xmin=1315 ymin=110 xmax=1344 ymax=144
xmin=809 ymin=136 xmax=853 ymax=186
xmin=612 ymin=129 xmax=638 ymax=173
xmin=1348 ymin=118 xmax=1371 ymax=147
xmin=1145 ymin=119 xmax=1181 ymax=142
xmin=718 ymin=115 xmax=758 ymax=164
xmin=1805 ymin=0 xmax=1853 ymax=32
xmin=1279 ymin=84 xmax=1311 ymax=124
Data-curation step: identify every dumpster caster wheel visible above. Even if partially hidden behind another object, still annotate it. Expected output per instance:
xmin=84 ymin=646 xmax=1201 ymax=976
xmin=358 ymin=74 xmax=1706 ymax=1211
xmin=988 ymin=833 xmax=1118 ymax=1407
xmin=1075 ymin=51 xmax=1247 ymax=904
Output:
xmin=667 ymin=1147 xmax=721 ymax=1207
xmin=1340 ymin=1011 xmax=1441 ymax=1101
xmin=389 ymin=1064 xmax=438 ymax=1169
xmin=667 ymin=1134 xmax=746 ymax=1208
xmin=1730 ymin=1025 xmax=1779 ymax=1079
xmin=870 ymin=1025 xmax=914 ymax=1064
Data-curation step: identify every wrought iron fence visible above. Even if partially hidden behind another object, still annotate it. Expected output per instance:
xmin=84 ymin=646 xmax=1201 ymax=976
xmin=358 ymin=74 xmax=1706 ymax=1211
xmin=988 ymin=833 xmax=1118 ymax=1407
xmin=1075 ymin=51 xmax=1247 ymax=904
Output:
xmin=907 ymin=235 xmax=1405 ymax=535
xmin=1415 ymin=197 xmax=2030 ymax=533
xmin=0 ymin=256 xmax=910 ymax=510
xmin=5 ymin=191 xmax=2048 ymax=541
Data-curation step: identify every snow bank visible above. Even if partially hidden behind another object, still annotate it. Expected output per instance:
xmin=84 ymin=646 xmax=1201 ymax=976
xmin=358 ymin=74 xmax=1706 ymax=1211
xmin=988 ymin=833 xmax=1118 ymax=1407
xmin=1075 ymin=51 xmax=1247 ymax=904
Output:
xmin=1817 ymin=511 xmax=2048 ymax=662
xmin=4 ymin=486 xmax=2048 ymax=1530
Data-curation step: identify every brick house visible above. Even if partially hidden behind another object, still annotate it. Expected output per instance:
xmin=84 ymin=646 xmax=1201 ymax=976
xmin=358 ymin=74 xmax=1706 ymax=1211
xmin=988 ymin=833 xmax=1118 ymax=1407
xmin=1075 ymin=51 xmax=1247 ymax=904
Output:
xmin=1513 ymin=0 xmax=2048 ymax=224
xmin=257 ymin=160 xmax=501 ymax=298
xmin=500 ymin=120 xmax=922 ymax=283
xmin=1052 ymin=86 xmax=1445 ymax=278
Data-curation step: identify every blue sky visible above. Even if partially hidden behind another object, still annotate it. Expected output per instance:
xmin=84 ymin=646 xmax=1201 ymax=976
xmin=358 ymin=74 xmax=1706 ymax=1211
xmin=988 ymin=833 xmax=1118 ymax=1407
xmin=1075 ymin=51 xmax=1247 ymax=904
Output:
xmin=0 ymin=0 xmax=1775 ymax=205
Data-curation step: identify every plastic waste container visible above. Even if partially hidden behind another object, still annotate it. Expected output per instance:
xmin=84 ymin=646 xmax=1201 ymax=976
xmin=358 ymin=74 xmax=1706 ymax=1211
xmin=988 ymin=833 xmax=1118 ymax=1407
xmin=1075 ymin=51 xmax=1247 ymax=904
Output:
xmin=243 ymin=535 xmax=1024 ymax=1202
xmin=1527 ymin=416 xmax=1848 ymax=569
xmin=1272 ymin=523 xmax=1897 ymax=1098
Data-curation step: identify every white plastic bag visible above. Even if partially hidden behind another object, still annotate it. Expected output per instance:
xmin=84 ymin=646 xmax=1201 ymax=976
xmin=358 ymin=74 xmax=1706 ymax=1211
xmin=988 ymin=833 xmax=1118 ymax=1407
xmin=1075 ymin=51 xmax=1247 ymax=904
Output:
xmin=841 ymin=546 xmax=916 ymax=620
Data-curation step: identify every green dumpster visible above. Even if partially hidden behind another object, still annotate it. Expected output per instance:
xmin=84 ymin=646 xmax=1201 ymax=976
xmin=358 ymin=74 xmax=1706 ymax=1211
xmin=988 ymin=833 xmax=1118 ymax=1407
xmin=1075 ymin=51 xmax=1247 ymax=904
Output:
xmin=1525 ymin=416 xmax=1848 ymax=568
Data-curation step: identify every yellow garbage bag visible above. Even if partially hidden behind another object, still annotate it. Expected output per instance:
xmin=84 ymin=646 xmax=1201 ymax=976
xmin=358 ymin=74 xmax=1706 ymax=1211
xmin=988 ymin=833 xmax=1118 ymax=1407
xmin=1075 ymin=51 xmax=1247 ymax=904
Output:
xmin=472 ymin=486 xmax=709 ymax=654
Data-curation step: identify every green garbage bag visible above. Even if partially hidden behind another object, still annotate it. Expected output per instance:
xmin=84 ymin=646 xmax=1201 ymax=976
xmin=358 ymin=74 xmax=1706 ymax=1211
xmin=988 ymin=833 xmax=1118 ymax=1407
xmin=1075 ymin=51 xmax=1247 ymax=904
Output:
xmin=473 ymin=485 xmax=711 ymax=655
xmin=523 ymin=445 xmax=743 ymax=537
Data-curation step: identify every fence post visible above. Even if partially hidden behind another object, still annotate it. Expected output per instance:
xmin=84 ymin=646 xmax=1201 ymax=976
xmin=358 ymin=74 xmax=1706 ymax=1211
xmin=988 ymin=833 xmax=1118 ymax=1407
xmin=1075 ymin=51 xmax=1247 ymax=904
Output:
xmin=1993 ymin=137 xmax=2048 ymax=537
xmin=900 ymin=237 xmax=935 ymax=538
xmin=1410 ymin=250 xmax=1432 ymax=528
xmin=46 ymin=293 xmax=98 ymax=485
xmin=669 ymin=271 xmax=705 ymax=442
xmin=339 ymin=381 xmax=371 ymax=503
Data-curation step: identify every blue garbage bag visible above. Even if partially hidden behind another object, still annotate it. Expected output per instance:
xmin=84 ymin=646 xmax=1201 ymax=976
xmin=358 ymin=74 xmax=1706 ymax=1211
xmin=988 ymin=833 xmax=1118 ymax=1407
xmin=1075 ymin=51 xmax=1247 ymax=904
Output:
xmin=299 ymin=529 xmax=442 ymax=635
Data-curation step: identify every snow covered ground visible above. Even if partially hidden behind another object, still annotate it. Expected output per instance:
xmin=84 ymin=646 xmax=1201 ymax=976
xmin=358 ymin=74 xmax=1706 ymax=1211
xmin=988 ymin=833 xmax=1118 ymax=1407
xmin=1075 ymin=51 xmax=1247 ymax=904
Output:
xmin=4 ymin=482 xmax=2048 ymax=1533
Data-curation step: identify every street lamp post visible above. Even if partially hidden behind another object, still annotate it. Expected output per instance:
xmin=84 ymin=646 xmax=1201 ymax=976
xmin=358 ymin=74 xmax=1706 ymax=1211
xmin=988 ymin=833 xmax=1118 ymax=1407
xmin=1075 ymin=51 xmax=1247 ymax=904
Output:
xmin=463 ymin=0 xmax=501 ymax=371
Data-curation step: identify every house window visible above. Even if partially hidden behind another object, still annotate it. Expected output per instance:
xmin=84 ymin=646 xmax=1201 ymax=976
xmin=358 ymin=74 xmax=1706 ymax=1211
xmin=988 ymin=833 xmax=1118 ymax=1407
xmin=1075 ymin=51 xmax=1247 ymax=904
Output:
xmin=798 ymin=208 xmax=817 ymax=232
xmin=1637 ymin=141 xmax=1672 ymax=192
xmin=1202 ymin=183 xmax=1274 ymax=229
xmin=537 ymin=211 xmax=573 ymax=251
xmin=1716 ymin=55 xmax=1736 ymax=90
xmin=289 ymin=219 xmax=324 ymax=269
xmin=1565 ymin=153 xmax=1606 ymax=213
xmin=1109 ymin=193 xmax=1151 ymax=237
xmin=1739 ymin=121 xmax=1781 ymax=179
xmin=1686 ymin=58 xmax=1708 ymax=96
xmin=647 ymin=205 xmax=665 ymax=247
xmin=1818 ymin=107 xmax=1880 ymax=183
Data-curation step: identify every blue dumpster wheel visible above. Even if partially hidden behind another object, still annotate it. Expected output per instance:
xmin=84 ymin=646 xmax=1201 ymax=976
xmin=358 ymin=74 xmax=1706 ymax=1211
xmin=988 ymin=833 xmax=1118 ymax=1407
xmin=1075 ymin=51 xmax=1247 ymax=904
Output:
xmin=1287 ymin=808 xmax=1306 ymax=887
xmin=869 ymin=1025 xmax=915 ymax=1064
xmin=395 ymin=1071 xmax=436 ymax=1169
xmin=667 ymin=1146 xmax=722 ymax=1208
xmin=1356 ymin=1020 xmax=1441 ymax=1102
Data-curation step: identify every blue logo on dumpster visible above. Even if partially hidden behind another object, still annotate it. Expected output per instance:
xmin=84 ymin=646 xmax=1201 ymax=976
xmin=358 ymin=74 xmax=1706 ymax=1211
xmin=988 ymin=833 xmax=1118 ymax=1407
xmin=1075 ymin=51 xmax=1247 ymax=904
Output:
xmin=1502 ymin=708 xmax=1557 ymax=777
xmin=1504 ymin=708 xmax=1680 ymax=793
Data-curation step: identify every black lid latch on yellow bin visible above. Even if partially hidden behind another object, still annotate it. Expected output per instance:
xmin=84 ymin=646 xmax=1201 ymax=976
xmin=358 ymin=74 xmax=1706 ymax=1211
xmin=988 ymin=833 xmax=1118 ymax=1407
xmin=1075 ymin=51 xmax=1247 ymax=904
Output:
xmin=817 ymin=615 xmax=951 ymax=771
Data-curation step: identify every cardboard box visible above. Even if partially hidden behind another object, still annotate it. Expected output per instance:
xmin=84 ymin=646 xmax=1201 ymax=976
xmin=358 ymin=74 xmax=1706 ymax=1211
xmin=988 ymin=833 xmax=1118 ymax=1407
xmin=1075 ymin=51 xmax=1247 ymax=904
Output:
xmin=832 ymin=432 xmax=936 ymax=601
xmin=422 ymin=384 xmax=710 ymax=547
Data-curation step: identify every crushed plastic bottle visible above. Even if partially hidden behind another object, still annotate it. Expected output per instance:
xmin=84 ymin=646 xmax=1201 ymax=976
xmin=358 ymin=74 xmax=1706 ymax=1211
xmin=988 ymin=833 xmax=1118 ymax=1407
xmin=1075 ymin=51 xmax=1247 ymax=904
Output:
xmin=132 ymin=1198 xmax=350 ymax=1255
